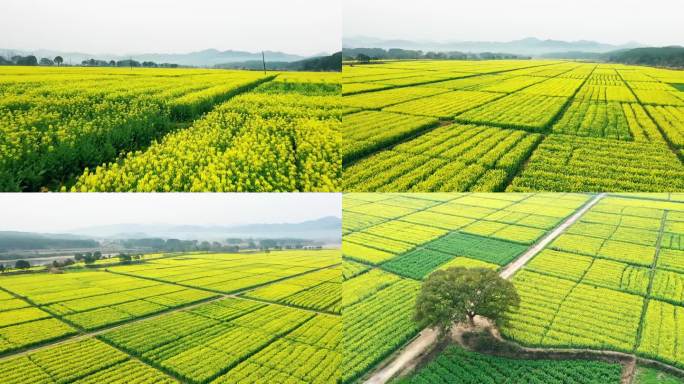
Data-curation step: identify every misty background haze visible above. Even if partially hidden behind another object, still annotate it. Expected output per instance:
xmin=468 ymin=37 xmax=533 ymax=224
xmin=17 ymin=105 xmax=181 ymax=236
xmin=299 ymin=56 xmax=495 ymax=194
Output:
xmin=0 ymin=194 xmax=341 ymax=234
xmin=2 ymin=0 xmax=340 ymax=56
xmin=344 ymin=0 xmax=682 ymax=47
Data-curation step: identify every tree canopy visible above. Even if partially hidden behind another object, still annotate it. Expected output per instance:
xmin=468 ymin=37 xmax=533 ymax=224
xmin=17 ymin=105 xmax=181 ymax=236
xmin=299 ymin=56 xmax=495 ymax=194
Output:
xmin=414 ymin=267 xmax=520 ymax=338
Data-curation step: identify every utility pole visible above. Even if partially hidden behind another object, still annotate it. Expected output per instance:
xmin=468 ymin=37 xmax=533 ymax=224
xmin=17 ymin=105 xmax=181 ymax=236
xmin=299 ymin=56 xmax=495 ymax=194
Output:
xmin=262 ymin=51 xmax=266 ymax=75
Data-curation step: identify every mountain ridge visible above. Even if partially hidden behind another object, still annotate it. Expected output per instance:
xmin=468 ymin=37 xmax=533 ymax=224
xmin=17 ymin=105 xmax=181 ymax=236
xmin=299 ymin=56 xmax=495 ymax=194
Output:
xmin=0 ymin=48 xmax=320 ymax=67
xmin=342 ymin=36 xmax=645 ymax=56
xmin=66 ymin=216 xmax=341 ymax=241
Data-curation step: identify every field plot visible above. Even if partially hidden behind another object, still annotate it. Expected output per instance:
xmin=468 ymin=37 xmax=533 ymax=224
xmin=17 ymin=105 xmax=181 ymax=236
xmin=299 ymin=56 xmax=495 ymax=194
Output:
xmin=0 ymin=67 xmax=341 ymax=192
xmin=343 ymin=60 xmax=684 ymax=192
xmin=0 ymin=338 xmax=175 ymax=384
xmin=344 ymin=124 xmax=542 ymax=192
xmin=507 ymin=134 xmax=684 ymax=192
xmin=341 ymin=192 xmax=589 ymax=383
xmin=0 ymin=271 xmax=215 ymax=331
xmin=0 ymin=249 xmax=341 ymax=383
xmin=396 ymin=345 xmax=623 ymax=384
xmin=500 ymin=195 xmax=684 ymax=370
xmin=108 ymin=250 xmax=340 ymax=294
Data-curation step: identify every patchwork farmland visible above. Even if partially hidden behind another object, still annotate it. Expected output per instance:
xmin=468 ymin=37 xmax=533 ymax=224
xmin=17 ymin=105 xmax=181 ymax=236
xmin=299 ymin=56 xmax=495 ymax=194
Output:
xmin=0 ymin=67 xmax=342 ymax=192
xmin=342 ymin=193 xmax=684 ymax=383
xmin=0 ymin=250 xmax=341 ymax=384
xmin=342 ymin=60 xmax=684 ymax=192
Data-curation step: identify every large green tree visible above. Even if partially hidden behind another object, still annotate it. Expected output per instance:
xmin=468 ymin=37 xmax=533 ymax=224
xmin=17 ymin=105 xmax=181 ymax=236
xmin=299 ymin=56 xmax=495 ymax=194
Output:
xmin=414 ymin=267 xmax=520 ymax=338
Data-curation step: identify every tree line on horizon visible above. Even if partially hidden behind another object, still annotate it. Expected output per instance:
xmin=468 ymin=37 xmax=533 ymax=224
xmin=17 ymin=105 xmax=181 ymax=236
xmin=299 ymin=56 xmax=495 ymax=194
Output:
xmin=343 ymin=48 xmax=531 ymax=62
xmin=0 ymin=54 xmax=180 ymax=68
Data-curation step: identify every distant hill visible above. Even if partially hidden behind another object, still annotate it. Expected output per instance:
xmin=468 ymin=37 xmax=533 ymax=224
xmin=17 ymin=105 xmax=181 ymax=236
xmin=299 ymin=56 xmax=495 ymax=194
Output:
xmin=606 ymin=46 xmax=684 ymax=68
xmin=539 ymin=51 xmax=611 ymax=60
xmin=0 ymin=231 xmax=98 ymax=252
xmin=0 ymin=48 xmax=309 ymax=67
xmin=539 ymin=46 xmax=684 ymax=68
xmin=343 ymin=48 xmax=529 ymax=61
xmin=215 ymin=52 xmax=342 ymax=71
xmin=69 ymin=216 xmax=342 ymax=242
xmin=343 ymin=36 xmax=643 ymax=56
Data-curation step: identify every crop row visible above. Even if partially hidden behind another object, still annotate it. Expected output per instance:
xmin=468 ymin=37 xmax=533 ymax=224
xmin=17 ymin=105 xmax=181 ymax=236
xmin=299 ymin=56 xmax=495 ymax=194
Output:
xmin=344 ymin=124 xmax=541 ymax=192
xmin=637 ymin=300 xmax=684 ymax=368
xmin=646 ymin=105 xmax=684 ymax=149
xmin=508 ymin=135 xmax=684 ymax=192
xmin=281 ymin=282 xmax=341 ymax=313
xmin=383 ymin=90 xmax=503 ymax=118
xmin=343 ymin=110 xmax=437 ymax=163
xmin=216 ymin=338 xmax=340 ymax=384
xmin=342 ymin=260 xmax=371 ymax=280
xmin=455 ymin=93 xmax=568 ymax=131
xmin=0 ymin=338 xmax=129 ymax=384
xmin=0 ymin=317 xmax=77 ymax=355
xmin=502 ymin=271 xmax=644 ymax=352
xmin=103 ymin=302 xmax=316 ymax=383
xmin=553 ymin=101 xmax=652 ymax=140
xmin=0 ymin=270 xmax=217 ymax=330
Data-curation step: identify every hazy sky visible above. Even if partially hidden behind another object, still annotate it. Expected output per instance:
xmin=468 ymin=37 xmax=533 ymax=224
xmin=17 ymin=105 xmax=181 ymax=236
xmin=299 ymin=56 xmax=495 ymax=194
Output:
xmin=0 ymin=194 xmax=341 ymax=233
xmin=2 ymin=0 xmax=340 ymax=55
xmin=344 ymin=0 xmax=682 ymax=46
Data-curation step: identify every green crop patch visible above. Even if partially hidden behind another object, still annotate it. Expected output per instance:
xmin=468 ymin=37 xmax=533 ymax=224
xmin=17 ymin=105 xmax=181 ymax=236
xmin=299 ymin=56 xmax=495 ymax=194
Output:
xmin=425 ymin=232 xmax=527 ymax=265
xmin=381 ymin=248 xmax=455 ymax=279
xmin=397 ymin=345 xmax=623 ymax=384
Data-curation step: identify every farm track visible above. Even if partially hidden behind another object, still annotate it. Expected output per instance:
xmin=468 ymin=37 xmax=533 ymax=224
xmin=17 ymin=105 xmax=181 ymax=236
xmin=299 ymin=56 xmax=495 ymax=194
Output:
xmin=500 ymin=192 xmax=605 ymax=279
xmin=0 ymin=261 xmax=340 ymax=361
xmin=363 ymin=193 xmax=611 ymax=384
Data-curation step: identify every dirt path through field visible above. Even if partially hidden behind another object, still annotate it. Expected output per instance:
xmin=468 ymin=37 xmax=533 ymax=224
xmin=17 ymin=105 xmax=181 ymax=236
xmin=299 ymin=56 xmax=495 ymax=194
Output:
xmin=499 ymin=192 xmax=605 ymax=278
xmin=363 ymin=193 xmax=606 ymax=384
xmin=365 ymin=328 xmax=439 ymax=384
